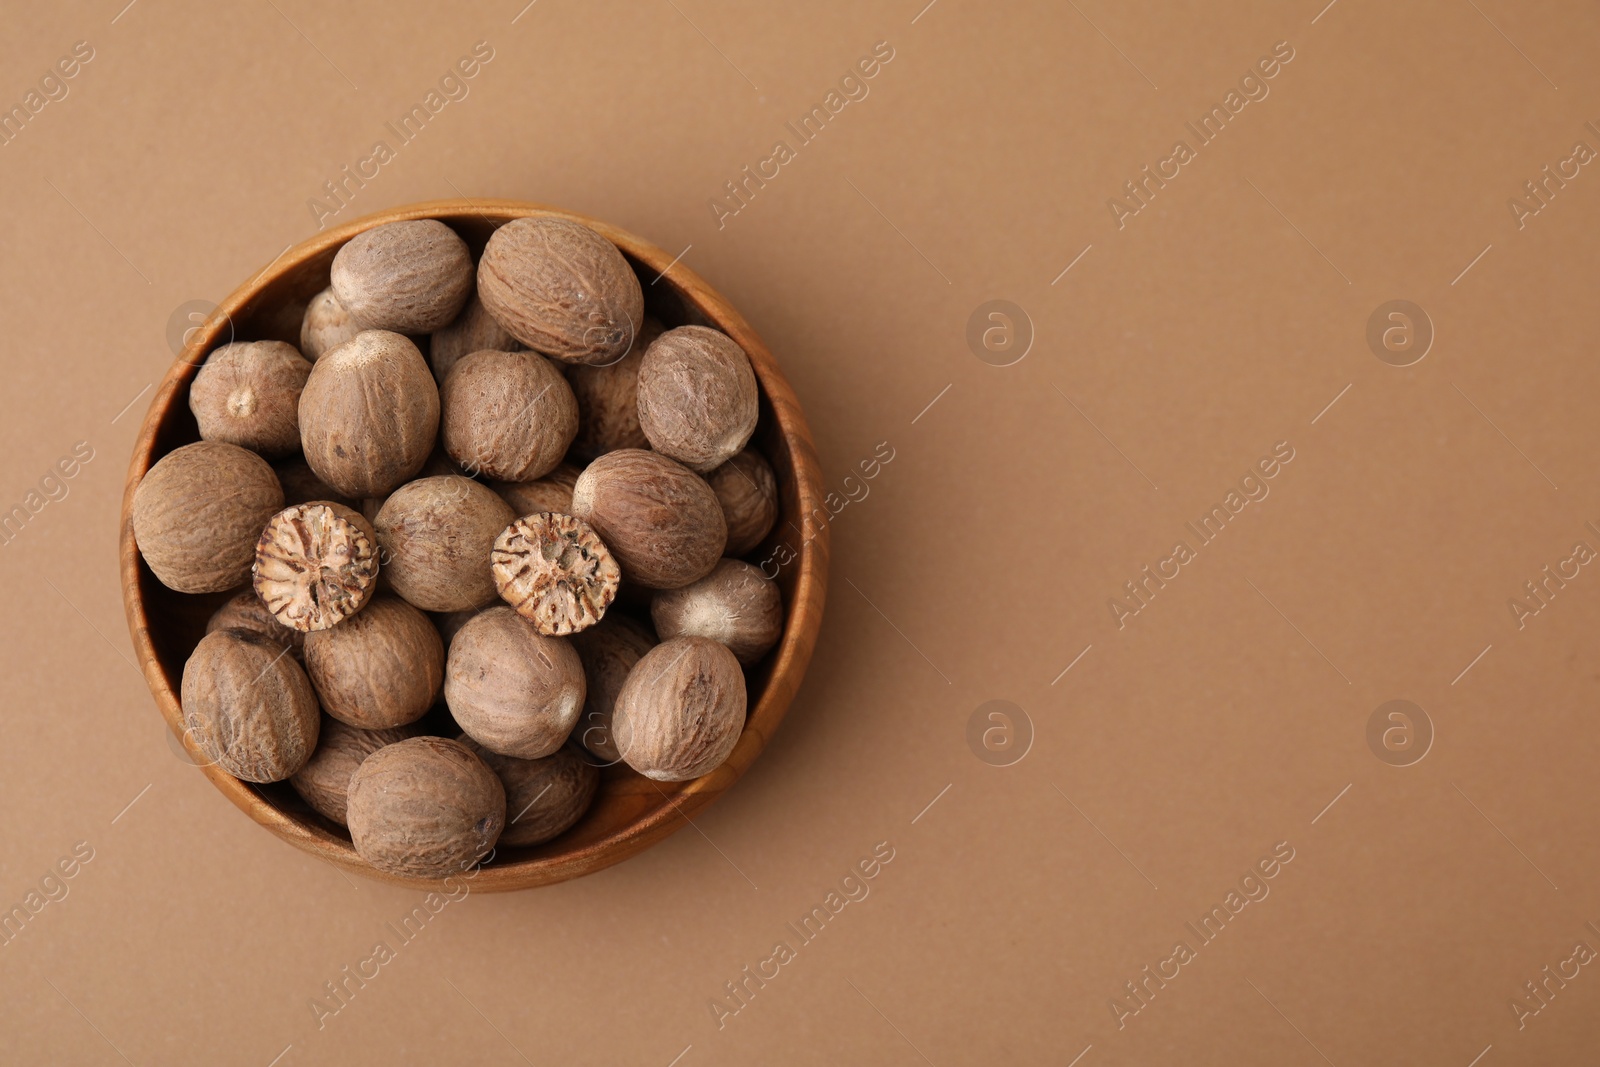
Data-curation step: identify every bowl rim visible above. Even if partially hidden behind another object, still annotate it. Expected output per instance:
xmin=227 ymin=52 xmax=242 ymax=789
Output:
xmin=119 ymin=198 xmax=829 ymax=891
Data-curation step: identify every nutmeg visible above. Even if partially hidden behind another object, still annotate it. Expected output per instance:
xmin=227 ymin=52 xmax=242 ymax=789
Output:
xmin=273 ymin=457 xmax=356 ymax=509
xmin=207 ymin=588 xmax=305 ymax=660
xmin=189 ymin=341 xmax=312 ymax=456
xmin=298 ymin=330 xmax=440 ymax=497
xmin=133 ymin=441 xmax=285 ymax=593
xmin=651 ymin=559 xmax=782 ymax=665
xmin=346 ymin=736 xmax=505 ymax=878
xmin=613 ymin=636 xmax=745 ymax=781
xmin=303 ymin=595 xmax=443 ymax=729
xmin=459 ymin=738 xmax=598 ymax=848
xmin=570 ymin=613 xmax=655 ymax=763
xmin=492 ymin=462 xmax=581 ymax=517
xmin=290 ymin=716 xmax=418 ymax=826
xmin=440 ymin=349 xmax=577 ymax=481
xmin=708 ymin=449 xmax=779 ymax=557
xmin=253 ymin=502 xmax=380 ymax=632
xmin=330 ymin=219 xmax=474 ymax=333
xmin=491 ymin=512 xmax=619 ymax=635
xmin=180 ymin=627 xmax=321 ymax=782
xmin=570 ymin=449 xmax=726 ymax=589
xmin=476 ymin=216 xmax=644 ymax=366
xmin=430 ymin=293 xmax=522 ymax=383
xmin=636 ymin=326 xmax=759 ymax=472
xmin=300 ymin=287 xmax=363 ymax=361
xmin=374 ymin=476 xmax=513 ymax=611
xmin=444 ymin=606 xmax=585 ymax=759
xmin=566 ymin=316 xmax=662 ymax=459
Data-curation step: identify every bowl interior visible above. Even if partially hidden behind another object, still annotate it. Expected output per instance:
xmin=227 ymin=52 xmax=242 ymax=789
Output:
xmin=121 ymin=201 xmax=826 ymax=891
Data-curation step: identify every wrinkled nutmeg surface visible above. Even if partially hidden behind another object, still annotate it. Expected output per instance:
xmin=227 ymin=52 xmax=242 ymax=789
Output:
xmin=180 ymin=627 xmax=321 ymax=782
xmin=440 ymin=349 xmax=577 ymax=482
xmin=346 ymin=736 xmax=505 ymax=878
xmin=651 ymin=559 xmax=783 ymax=665
xmin=613 ymin=636 xmax=745 ymax=781
xmin=291 ymin=716 xmax=417 ymax=826
xmin=430 ymin=294 xmax=522 ymax=383
xmin=492 ymin=512 xmax=620 ymax=635
xmin=253 ymin=502 xmax=380 ymax=632
xmin=330 ymin=219 xmax=474 ymax=333
xmin=300 ymin=287 xmax=362 ymax=361
xmin=708 ymin=449 xmax=779 ymax=557
xmin=133 ymin=441 xmax=285 ymax=594
xmin=445 ymin=606 xmax=585 ymax=759
xmin=189 ymin=340 xmax=312 ymax=456
xmin=570 ymin=613 xmax=656 ymax=763
xmin=303 ymin=595 xmax=443 ymax=729
xmin=298 ymin=330 xmax=440 ymax=497
xmin=566 ymin=316 xmax=662 ymax=460
xmin=636 ymin=325 xmax=759 ymax=472
xmin=374 ymin=476 xmax=513 ymax=612
xmin=207 ymin=588 xmax=305 ymax=660
xmin=476 ymin=217 xmax=644 ymax=366
xmin=492 ymin=462 xmax=581 ymax=518
xmin=569 ymin=449 xmax=726 ymax=590
xmin=459 ymin=737 xmax=598 ymax=848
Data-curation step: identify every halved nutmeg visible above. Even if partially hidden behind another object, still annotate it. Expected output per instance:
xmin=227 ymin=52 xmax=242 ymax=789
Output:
xmin=252 ymin=501 xmax=380 ymax=632
xmin=491 ymin=513 xmax=620 ymax=635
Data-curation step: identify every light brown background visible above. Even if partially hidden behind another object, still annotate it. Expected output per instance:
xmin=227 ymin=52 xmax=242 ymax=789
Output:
xmin=2 ymin=0 xmax=1598 ymax=1063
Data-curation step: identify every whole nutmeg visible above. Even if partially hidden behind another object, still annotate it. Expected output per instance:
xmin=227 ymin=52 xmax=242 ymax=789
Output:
xmin=445 ymin=606 xmax=585 ymax=758
xmin=476 ymin=216 xmax=644 ymax=366
xmin=374 ymin=476 xmax=513 ymax=611
xmin=133 ymin=441 xmax=284 ymax=593
xmin=253 ymin=502 xmax=380 ymax=632
xmin=346 ymin=736 xmax=505 ymax=878
xmin=298 ymin=330 xmax=440 ymax=497
xmin=303 ymin=596 xmax=443 ymax=729
xmin=274 ymin=457 xmax=356 ymax=509
xmin=491 ymin=512 xmax=620 ymax=635
xmin=189 ymin=341 xmax=312 ymax=456
xmin=570 ymin=613 xmax=655 ymax=762
xmin=207 ymin=588 xmax=305 ymax=660
xmin=459 ymin=738 xmax=598 ymax=848
xmin=566 ymin=316 xmax=663 ymax=460
xmin=636 ymin=326 xmax=759 ymax=472
xmin=613 ymin=636 xmax=745 ymax=781
xmin=300 ymin=287 xmax=362 ymax=361
xmin=708 ymin=449 xmax=779 ymax=557
xmin=330 ymin=219 xmax=473 ymax=333
xmin=440 ymin=349 xmax=577 ymax=481
xmin=180 ymin=627 xmax=321 ymax=782
xmin=290 ymin=716 xmax=418 ymax=826
xmin=570 ymin=449 xmax=726 ymax=589
xmin=492 ymin=462 xmax=581 ymax=517
xmin=651 ymin=559 xmax=782 ymax=665
xmin=430 ymin=294 xmax=522 ymax=383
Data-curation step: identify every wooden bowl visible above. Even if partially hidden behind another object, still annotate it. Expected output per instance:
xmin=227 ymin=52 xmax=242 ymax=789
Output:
xmin=119 ymin=200 xmax=828 ymax=891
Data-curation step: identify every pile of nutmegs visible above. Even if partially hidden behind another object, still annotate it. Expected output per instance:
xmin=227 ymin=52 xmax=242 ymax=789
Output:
xmin=133 ymin=217 xmax=785 ymax=878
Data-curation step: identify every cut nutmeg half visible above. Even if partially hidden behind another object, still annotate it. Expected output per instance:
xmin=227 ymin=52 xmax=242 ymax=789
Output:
xmin=491 ymin=513 xmax=620 ymax=636
xmin=253 ymin=501 xmax=380 ymax=632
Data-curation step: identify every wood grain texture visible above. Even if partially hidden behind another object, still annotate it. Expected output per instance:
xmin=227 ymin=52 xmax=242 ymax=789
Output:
xmin=120 ymin=200 xmax=829 ymax=892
